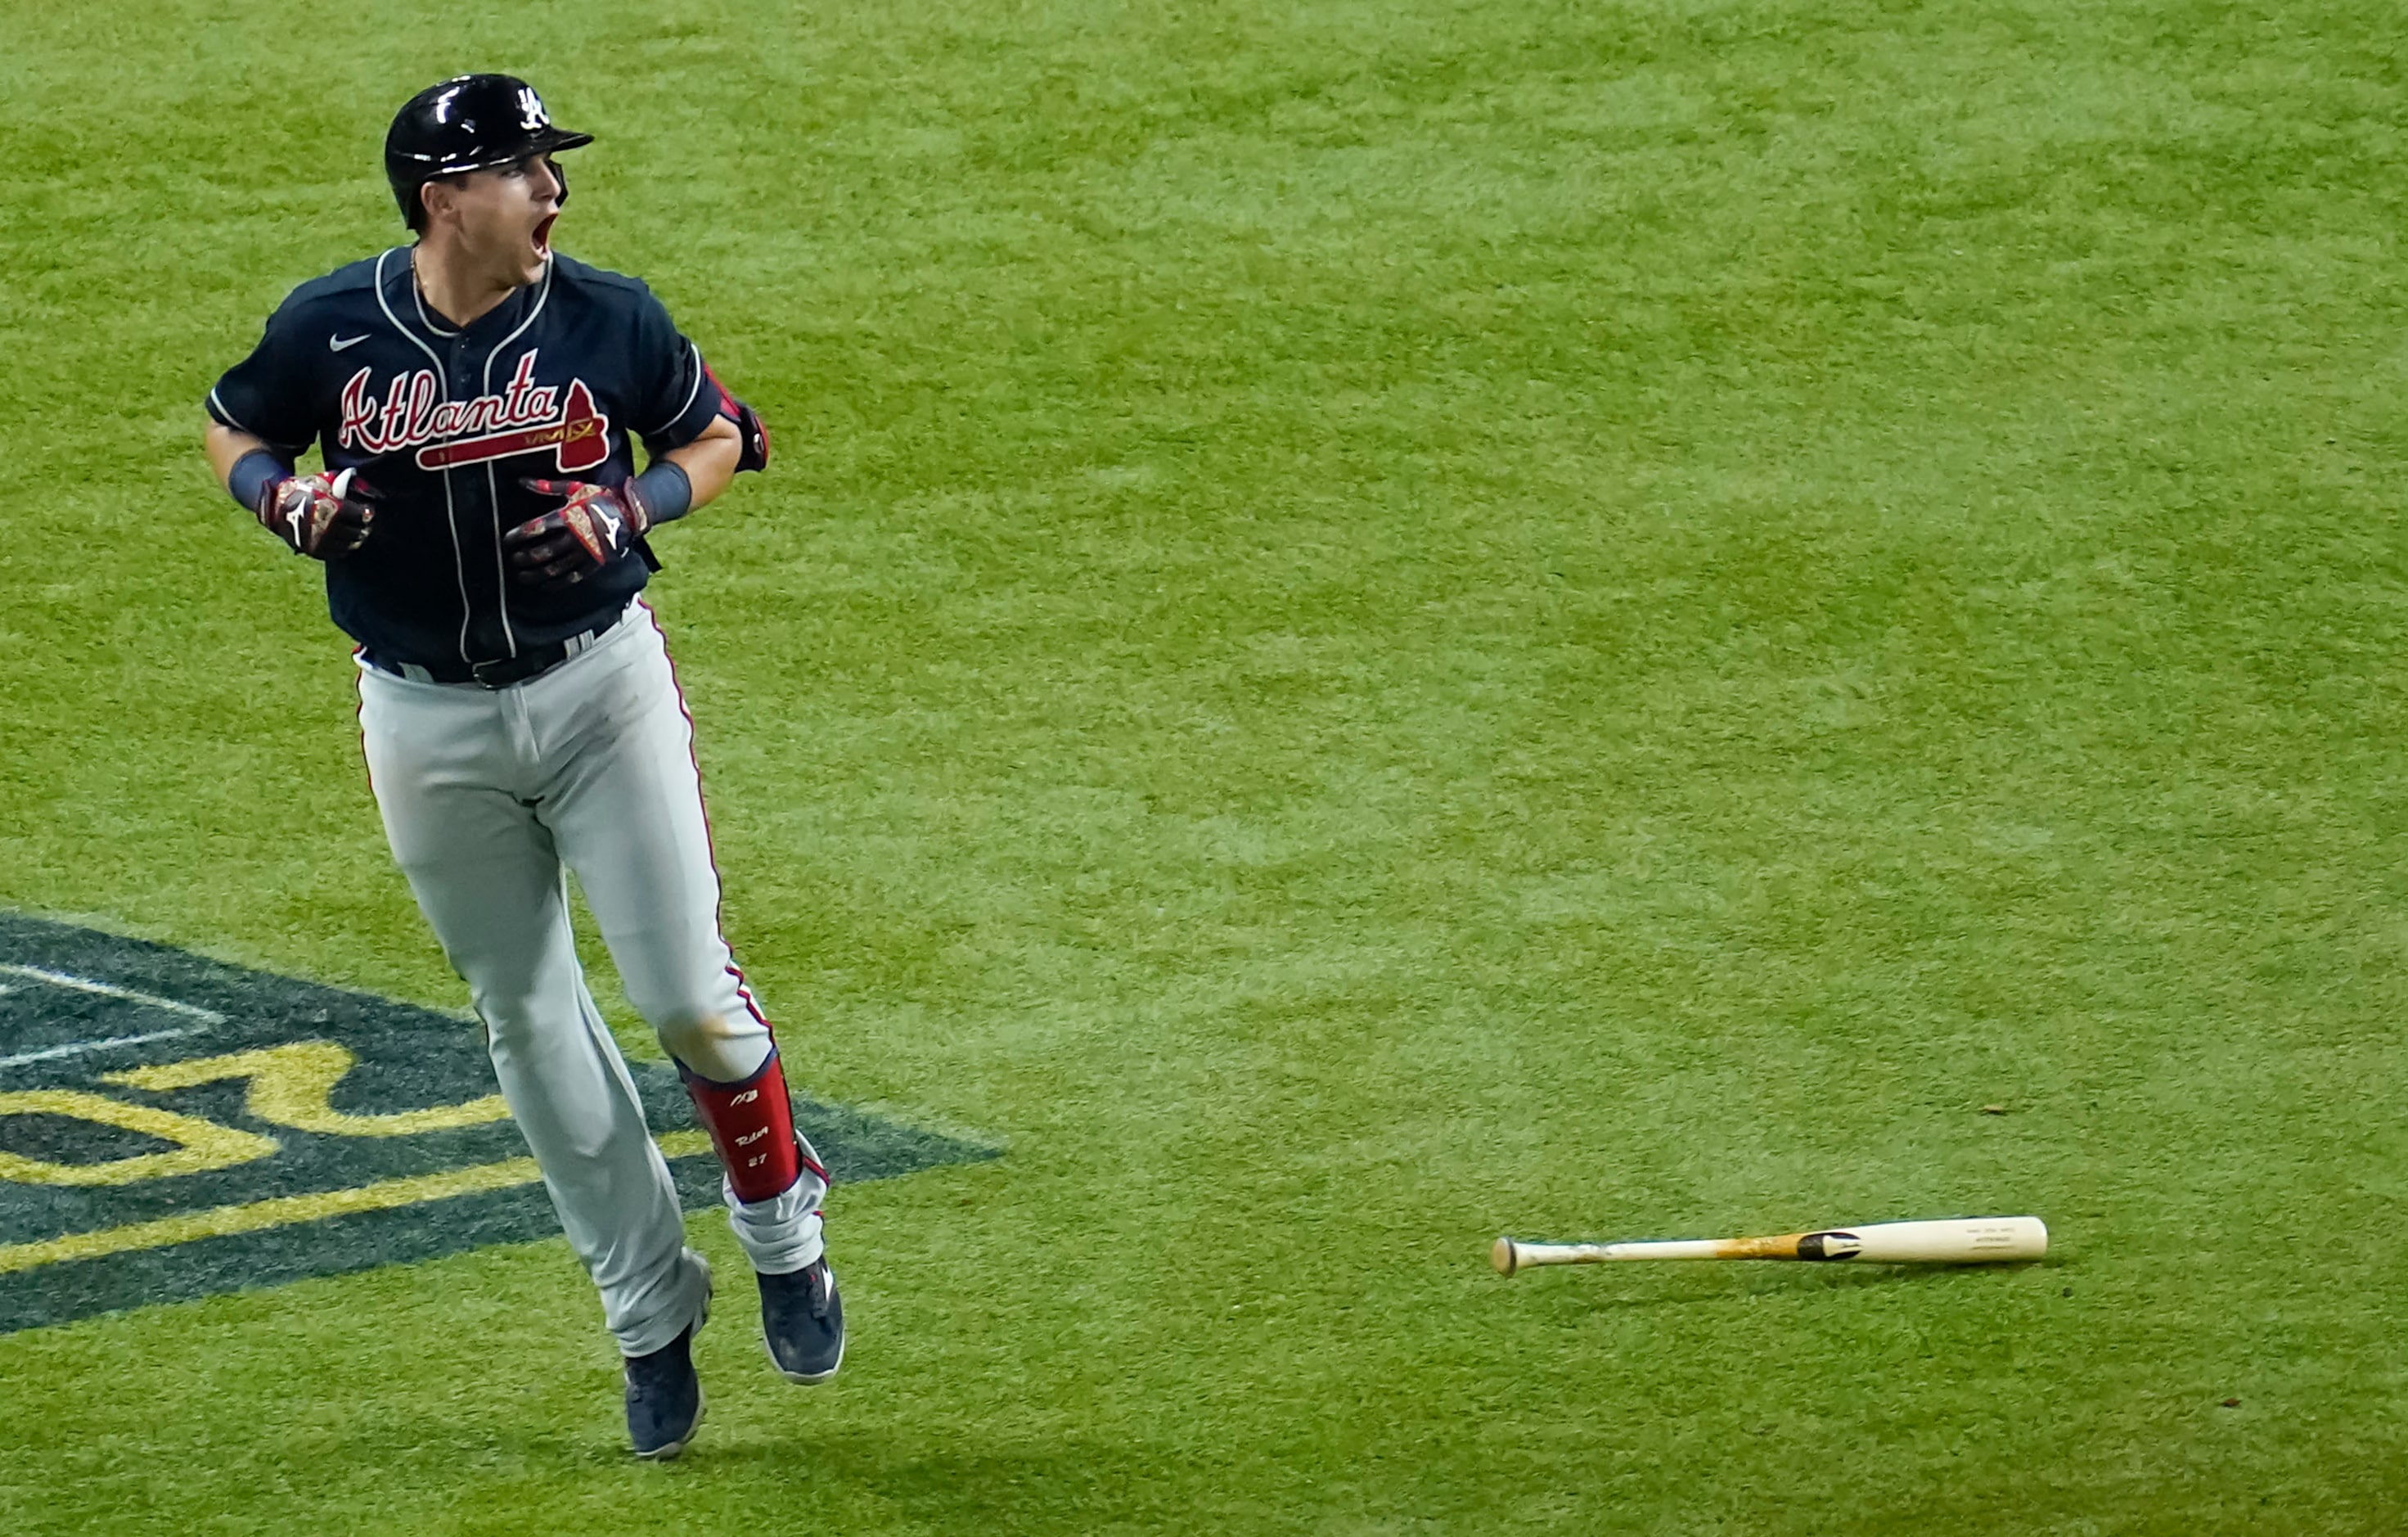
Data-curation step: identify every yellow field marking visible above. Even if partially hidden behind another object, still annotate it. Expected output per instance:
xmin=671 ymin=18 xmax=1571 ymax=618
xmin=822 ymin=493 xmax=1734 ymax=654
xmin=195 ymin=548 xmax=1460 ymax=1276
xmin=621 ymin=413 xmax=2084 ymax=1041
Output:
xmin=106 ymin=1042 xmax=511 ymax=1137
xmin=0 ymin=1091 xmax=279 ymax=1187
xmin=0 ymin=1129 xmax=716 ymax=1275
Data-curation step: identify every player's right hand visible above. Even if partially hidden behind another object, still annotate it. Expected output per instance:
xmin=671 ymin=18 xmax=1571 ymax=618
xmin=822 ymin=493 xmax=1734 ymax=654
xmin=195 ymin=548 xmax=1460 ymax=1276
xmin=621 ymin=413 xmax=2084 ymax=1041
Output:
xmin=257 ymin=467 xmax=377 ymax=559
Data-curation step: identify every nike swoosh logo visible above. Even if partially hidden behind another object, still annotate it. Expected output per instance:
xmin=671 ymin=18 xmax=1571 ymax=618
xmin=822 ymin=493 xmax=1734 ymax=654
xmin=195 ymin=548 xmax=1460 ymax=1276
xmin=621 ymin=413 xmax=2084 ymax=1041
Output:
xmin=329 ymin=334 xmax=369 ymax=352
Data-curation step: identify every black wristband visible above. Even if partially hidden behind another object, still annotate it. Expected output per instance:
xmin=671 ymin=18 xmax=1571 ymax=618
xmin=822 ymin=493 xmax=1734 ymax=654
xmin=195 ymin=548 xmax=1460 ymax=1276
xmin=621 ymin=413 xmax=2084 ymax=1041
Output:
xmin=632 ymin=461 xmax=693 ymax=525
xmin=228 ymin=449 xmax=289 ymax=516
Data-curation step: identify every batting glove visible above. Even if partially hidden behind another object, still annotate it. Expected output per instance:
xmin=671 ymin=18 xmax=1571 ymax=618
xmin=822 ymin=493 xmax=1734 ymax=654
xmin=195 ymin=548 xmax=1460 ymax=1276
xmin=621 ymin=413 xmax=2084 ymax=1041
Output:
xmin=257 ymin=467 xmax=376 ymax=559
xmin=506 ymin=477 xmax=652 ymax=590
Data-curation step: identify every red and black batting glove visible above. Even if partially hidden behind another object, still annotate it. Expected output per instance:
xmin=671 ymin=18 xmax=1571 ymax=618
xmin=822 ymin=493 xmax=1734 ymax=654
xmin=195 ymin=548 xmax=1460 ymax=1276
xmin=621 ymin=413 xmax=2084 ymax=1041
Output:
xmin=257 ymin=467 xmax=376 ymax=559
xmin=505 ymin=477 xmax=651 ymax=590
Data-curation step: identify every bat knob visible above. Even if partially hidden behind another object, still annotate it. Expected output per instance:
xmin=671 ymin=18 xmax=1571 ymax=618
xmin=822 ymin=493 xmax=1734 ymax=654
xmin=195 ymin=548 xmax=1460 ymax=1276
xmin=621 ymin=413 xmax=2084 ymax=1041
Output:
xmin=1491 ymin=1236 xmax=1519 ymax=1277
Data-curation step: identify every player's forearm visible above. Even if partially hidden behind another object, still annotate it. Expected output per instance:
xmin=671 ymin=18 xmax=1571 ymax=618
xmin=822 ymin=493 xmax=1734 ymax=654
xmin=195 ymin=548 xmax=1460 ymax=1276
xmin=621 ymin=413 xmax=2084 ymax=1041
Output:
xmin=205 ymin=419 xmax=310 ymax=521
xmin=660 ymin=417 xmax=742 ymax=514
xmin=205 ymin=421 xmax=280 ymax=494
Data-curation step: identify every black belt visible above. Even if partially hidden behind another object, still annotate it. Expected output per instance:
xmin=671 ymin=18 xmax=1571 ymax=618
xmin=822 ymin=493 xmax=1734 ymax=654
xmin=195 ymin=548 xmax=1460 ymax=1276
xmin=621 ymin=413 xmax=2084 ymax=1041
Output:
xmin=366 ymin=609 xmax=625 ymax=689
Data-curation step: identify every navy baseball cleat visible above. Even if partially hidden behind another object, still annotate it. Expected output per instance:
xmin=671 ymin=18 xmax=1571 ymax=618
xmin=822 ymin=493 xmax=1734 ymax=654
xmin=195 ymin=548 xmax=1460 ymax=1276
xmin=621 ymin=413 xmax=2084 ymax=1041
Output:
xmin=758 ymin=1257 xmax=844 ymax=1383
xmin=624 ymin=1327 xmax=705 ymax=1459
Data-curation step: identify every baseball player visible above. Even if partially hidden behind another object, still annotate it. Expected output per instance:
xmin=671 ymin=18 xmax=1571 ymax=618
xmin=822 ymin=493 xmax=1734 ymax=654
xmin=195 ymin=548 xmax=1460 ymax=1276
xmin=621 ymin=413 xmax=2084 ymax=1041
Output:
xmin=200 ymin=74 xmax=835 ymax=1459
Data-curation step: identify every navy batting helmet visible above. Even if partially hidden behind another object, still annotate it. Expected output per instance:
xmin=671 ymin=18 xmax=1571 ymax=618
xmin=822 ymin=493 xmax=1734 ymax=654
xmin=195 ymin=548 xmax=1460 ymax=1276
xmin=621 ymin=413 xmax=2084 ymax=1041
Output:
xmin=385 ymin=74 xmax=592 ymax=227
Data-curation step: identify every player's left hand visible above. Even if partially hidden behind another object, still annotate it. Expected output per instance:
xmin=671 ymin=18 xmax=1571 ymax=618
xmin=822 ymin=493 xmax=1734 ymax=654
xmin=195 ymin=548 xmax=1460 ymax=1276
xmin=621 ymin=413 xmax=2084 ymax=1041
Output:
xmin=506 ymin=477 xmax=653 ymax=589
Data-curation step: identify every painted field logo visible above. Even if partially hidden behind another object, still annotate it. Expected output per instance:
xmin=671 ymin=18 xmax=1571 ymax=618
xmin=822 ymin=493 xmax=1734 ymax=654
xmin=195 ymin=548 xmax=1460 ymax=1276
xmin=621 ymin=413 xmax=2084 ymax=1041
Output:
xmin=0 ymin=913 xmax=992 ymax=1334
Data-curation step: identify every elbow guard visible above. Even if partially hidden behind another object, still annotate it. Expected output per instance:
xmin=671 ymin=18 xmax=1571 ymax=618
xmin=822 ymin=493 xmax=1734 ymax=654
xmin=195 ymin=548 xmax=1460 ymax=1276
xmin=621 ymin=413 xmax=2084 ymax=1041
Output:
xmin=729 ymin=399 xmax=770 ymax=474
xmin=704 ymin=363 xmax=770 ymax=473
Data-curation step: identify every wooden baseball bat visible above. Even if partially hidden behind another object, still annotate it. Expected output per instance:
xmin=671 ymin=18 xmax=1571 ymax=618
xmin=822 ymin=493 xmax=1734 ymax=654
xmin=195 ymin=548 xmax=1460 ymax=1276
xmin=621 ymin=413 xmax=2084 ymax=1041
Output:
xmin=1490 ymin=1216 xmax=2046 ymax=1276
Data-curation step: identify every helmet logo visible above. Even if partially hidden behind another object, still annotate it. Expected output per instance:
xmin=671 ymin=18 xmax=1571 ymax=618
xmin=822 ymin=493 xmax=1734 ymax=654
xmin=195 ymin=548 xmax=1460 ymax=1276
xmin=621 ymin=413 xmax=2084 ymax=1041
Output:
xmin=516 ymin=87 xmax=547 ymax=131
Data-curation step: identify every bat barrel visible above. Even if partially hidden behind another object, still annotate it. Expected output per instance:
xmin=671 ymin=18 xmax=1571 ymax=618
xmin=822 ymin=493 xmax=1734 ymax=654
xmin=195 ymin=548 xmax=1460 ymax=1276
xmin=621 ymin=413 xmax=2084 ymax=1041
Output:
xmin=1841 ymin=1215 xmax=2047 ymax=1263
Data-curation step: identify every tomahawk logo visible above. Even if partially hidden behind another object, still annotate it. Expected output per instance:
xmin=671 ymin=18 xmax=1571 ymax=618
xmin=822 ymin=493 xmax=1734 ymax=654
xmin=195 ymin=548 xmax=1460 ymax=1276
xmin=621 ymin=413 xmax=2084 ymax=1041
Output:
xmin=337 ymin=350 xmax=611 ymax=474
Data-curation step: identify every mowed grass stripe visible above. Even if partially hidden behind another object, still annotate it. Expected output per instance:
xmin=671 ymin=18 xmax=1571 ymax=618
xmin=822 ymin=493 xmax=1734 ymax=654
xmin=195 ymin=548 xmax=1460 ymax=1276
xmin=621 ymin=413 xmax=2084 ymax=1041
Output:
xmin=0 ymin=1130 xmax=713 ymax=1275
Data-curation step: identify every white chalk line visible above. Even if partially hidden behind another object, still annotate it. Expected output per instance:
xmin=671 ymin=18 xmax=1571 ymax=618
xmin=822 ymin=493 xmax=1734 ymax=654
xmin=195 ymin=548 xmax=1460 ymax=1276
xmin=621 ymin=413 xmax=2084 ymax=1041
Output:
xmin=0 ymin=1027 xmax=205 ymax=1070
xmin=0 ymin=964 xmax=223 ymax=1070
xmin=0 ymin=964 xmax=227 ymax=1024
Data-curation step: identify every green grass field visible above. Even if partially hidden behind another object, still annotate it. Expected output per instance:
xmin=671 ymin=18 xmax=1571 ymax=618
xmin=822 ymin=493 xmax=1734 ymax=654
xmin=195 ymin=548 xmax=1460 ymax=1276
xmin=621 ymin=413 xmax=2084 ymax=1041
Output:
xmin=4 ymin=0 xmax=2406 ymax=1528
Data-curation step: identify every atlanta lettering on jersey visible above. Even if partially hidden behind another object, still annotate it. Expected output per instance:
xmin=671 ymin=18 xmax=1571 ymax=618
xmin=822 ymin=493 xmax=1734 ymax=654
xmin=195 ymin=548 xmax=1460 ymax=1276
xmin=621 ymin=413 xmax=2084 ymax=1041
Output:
xmin=337 ymin=350 xmax=611 ymax=473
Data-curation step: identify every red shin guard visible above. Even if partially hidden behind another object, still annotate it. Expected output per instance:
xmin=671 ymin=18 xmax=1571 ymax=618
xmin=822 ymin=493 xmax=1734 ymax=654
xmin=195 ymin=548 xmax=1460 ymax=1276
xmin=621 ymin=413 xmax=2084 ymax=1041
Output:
xmin=680 ymin=1050 xmax=805 ymax=1203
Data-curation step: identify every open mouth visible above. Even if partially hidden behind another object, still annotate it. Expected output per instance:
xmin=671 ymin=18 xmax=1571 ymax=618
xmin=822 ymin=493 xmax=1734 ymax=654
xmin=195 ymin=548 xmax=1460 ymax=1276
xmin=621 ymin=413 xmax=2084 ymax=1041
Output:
xmin=532 ymin=213 xmax=558 ymax=259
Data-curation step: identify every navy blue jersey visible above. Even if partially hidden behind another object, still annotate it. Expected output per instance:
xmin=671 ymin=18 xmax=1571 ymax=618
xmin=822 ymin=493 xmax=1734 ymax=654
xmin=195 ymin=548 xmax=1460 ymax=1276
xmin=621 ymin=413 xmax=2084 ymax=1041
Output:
xmin=208 ymin=248 xmax=726 ymax=669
